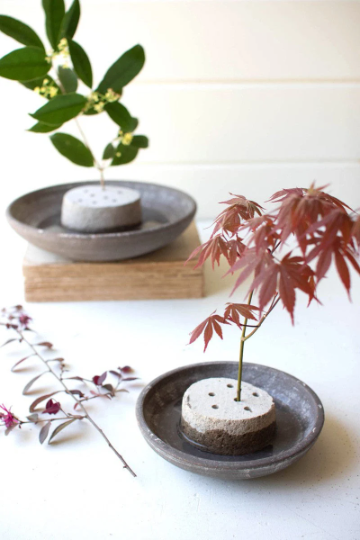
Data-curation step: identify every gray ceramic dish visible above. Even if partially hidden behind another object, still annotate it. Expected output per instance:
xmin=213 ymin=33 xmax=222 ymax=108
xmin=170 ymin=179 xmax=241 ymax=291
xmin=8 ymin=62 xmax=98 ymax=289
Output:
xmin=136 ymin=361 xmax=325 ymax=480
xmin=6 ymin=181 xmax=196 ymax=261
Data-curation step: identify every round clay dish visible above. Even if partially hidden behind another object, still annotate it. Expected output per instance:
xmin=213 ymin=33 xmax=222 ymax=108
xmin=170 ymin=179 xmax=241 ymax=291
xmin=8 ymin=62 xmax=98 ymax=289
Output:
xmin=136 ymin=362 xmax=325 ymax=480
xmin=6 ymin=181 xmax=196 ymax=261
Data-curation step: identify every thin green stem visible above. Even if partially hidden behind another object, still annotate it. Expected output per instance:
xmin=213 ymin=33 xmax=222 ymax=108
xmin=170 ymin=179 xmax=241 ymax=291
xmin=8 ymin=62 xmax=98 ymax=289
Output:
xmin=99 ymin=166 xmax=105 ymax=190
xmin=74 ymin=118 xmax=103 ymax=170
xmin=52 ymin=61 xmax=106 ymax=188
xmin=243 ymin=296 xmax=280 ymax=342
xmin=74 ymin=117 xmax=106 ymax=188
xmin=235 ymin=239 xmax=282 ymax=400
xmin=235 ymin=293 xmax=281 ymax=402
xmin=236 ymin=290 xmax=253 ymax=402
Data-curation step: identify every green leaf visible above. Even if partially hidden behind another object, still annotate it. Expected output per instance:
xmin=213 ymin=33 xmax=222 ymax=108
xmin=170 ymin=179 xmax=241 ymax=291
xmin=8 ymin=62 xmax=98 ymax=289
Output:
xmin=60 ymin=0 xmax=80 ymax=40
xmin=105 ymin=102 xmax=138 ymax=133
xmin=0 ymin=47 xmax=50 ymax=81
xmin=58 ymin=66 xmax=78 ymax=93
xmin=30 ymin=93 xmax=86 ymax=125
xmin=68 ymin=39 xmax=92 ymax=88
xmin=21 ymin=77 xmax=46 ymax=91
xmin=131 ymin=135 xmax=149 ymax=149
xmin=83 ymin=107 xmax=98 ymax=116
xmin=0 ymin=15 xmax=44 ymax=50
xmin=50 ymin=133 xmax=94 ymax=167
xmin=129 ymin=118 xmax=139 ymax=131
xmin=97 ymin=44 xmax=145 ymax=94
xmin=102 ymin=143 xmax=115 ymax=160
xmin=21 ymin=75 xmax=60 ymax=99
xmin=28 ymin=121 xmax=62 ymax=133
xmin=39 ymin=421 xmax=51 ymax=444
xmin=111 ymin=143 xmax=138 ymax=166
xmin=48 ymin=418 xmax=77 ymax=444
xmin=42 ymin=0 xmax=65 ymax=49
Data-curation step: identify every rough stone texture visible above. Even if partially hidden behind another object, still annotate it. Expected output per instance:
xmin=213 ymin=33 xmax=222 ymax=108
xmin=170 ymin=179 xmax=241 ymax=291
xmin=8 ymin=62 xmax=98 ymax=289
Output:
xmin=181 ymin=378 xmax=276 ymax=455
xmin=181 ymin=418 xmax=276 ymax=455
xmin=61 ymin=185 xmax=141 ymax=233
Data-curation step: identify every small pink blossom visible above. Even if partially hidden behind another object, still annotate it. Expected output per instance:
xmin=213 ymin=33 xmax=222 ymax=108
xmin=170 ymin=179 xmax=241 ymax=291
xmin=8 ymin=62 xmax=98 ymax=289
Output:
xmin=120 ymin=366 xmax=133 ymax=374
xmin=18 ymin=314 xmax=32 ymax=328
xmin=43 ymin=399 xmax=61 ymax=415
xmin=0 ymin=404 xmax=19 ymax=428
xmin=92 ymin=372 xmax=107 ymax=386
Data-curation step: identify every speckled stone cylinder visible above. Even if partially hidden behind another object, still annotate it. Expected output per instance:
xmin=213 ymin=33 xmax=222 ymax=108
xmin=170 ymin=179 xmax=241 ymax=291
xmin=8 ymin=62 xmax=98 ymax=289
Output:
xmin=181 ymin=378 xmax=276 ymax=455
xmin=61 ymin=185 xmax=142 ymax=233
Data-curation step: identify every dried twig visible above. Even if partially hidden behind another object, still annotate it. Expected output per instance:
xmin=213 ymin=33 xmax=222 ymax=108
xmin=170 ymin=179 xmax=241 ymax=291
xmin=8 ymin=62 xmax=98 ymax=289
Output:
xmin=0 ymin=306 xmax=137 ymax=477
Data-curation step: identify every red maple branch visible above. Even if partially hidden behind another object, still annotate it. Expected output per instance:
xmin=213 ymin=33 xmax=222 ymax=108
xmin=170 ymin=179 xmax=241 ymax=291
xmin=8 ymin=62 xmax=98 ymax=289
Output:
xmin=188 ymin=183 xmax=360 ymax=400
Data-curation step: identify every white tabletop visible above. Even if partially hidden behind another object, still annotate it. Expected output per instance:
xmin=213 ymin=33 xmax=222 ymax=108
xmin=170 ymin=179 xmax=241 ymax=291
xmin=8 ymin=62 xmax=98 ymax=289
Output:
xmin=0 ymin=221 xmax=359 ymax=540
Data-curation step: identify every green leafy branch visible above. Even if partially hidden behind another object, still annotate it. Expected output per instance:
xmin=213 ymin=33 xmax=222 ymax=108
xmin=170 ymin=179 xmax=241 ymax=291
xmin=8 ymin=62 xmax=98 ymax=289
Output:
xmin=0 ymin=0 xmax=149 ymax=187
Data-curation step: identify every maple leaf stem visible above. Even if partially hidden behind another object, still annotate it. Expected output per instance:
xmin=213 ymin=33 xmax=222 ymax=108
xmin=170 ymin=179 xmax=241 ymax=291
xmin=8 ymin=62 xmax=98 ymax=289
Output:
xmin=11 ymin=327 xmax=137 ymax=478
xmin=272 ymin=241 xmax=281 ymax=254
xmin=236 ymin=291 xmax=253 ymax=402
xmin=243 ymin=296 xmax=281 ymax=342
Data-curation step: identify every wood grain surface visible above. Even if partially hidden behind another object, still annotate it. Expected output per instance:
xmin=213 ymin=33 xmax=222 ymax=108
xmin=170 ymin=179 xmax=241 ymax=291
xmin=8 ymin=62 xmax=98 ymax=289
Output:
xmin=23 ymin=222 xmax=204 ymax=301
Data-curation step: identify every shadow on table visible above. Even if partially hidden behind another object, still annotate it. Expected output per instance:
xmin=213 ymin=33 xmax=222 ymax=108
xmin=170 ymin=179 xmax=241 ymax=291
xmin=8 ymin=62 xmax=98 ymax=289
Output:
xmin=211 ymin=415 xmax=357 ymax=491
xmin=261 ymin=415 xmax=357 ymax=488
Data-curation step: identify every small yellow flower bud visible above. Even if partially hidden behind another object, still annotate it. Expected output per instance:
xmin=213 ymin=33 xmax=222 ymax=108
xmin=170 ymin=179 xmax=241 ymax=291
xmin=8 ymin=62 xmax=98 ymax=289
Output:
xmin=59 ymin=38 xmax=68 ymax=49
xmin=122 ymin=133 xmax=133 ymax=146
xmin=49 ymin=86 xmax=58 ymax=98
xmin=94 ymin=103 xmax=105 ymax=113
xmin=104 ymin=88 xmax=120 ymax=103
xmin=34 ymin=87 xmax=40 ymax=94
xmin=116 ymin=152 xmax=121 ymax=157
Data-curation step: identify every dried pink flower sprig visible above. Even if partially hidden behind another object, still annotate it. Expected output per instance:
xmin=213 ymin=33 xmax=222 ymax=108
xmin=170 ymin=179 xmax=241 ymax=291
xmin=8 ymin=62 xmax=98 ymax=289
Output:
xmin=0 ymin=305 xmax=138 ymax=477
xmin=0 ymin=404 xmax=19 ymax=433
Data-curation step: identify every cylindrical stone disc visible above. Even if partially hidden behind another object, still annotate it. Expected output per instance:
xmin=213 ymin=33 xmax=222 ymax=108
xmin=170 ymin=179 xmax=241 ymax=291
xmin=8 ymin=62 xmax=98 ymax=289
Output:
xmin=61 ymin=185 xmax=142 ymax=233
xmin=181 ymin=378 xmax=276 ymax=455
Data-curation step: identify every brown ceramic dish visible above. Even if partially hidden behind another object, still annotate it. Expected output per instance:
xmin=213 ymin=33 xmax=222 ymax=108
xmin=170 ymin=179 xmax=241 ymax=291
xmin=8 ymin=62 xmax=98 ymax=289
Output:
xmin=6 ymin=181 xmax=196 ymax=261
xmin=136 ymin=362 xmax=325 ymax=480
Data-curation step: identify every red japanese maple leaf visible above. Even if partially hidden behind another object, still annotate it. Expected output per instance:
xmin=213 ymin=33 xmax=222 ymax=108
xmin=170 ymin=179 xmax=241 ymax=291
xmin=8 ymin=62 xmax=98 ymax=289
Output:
xmin=211 ymin=194 xmax=263 ymax=237
xmin=353 ymin=215 xmax=360 ymax=246
xmin=189 ymin=313 xmax=229 ymax=352
xmin=223 ymin=303 xmax=259 ymax=327
xmin=187 ymin=233 xmax=246 ymax=270
xmin=188 ymin=183 xmax=359 ymax=352
xmin=270 ymin=184 xmax=353 ymax=253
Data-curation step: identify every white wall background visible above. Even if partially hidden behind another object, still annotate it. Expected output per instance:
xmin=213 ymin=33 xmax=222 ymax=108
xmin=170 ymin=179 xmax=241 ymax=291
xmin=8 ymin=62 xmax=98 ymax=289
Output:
xmin=0 ymin=0 xmax=360 ymax=220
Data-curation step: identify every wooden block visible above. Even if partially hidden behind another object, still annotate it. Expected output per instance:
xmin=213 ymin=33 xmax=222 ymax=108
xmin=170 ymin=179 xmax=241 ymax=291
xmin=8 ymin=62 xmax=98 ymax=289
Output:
xmin=23 ymin=222 xmax=204 ymax=302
